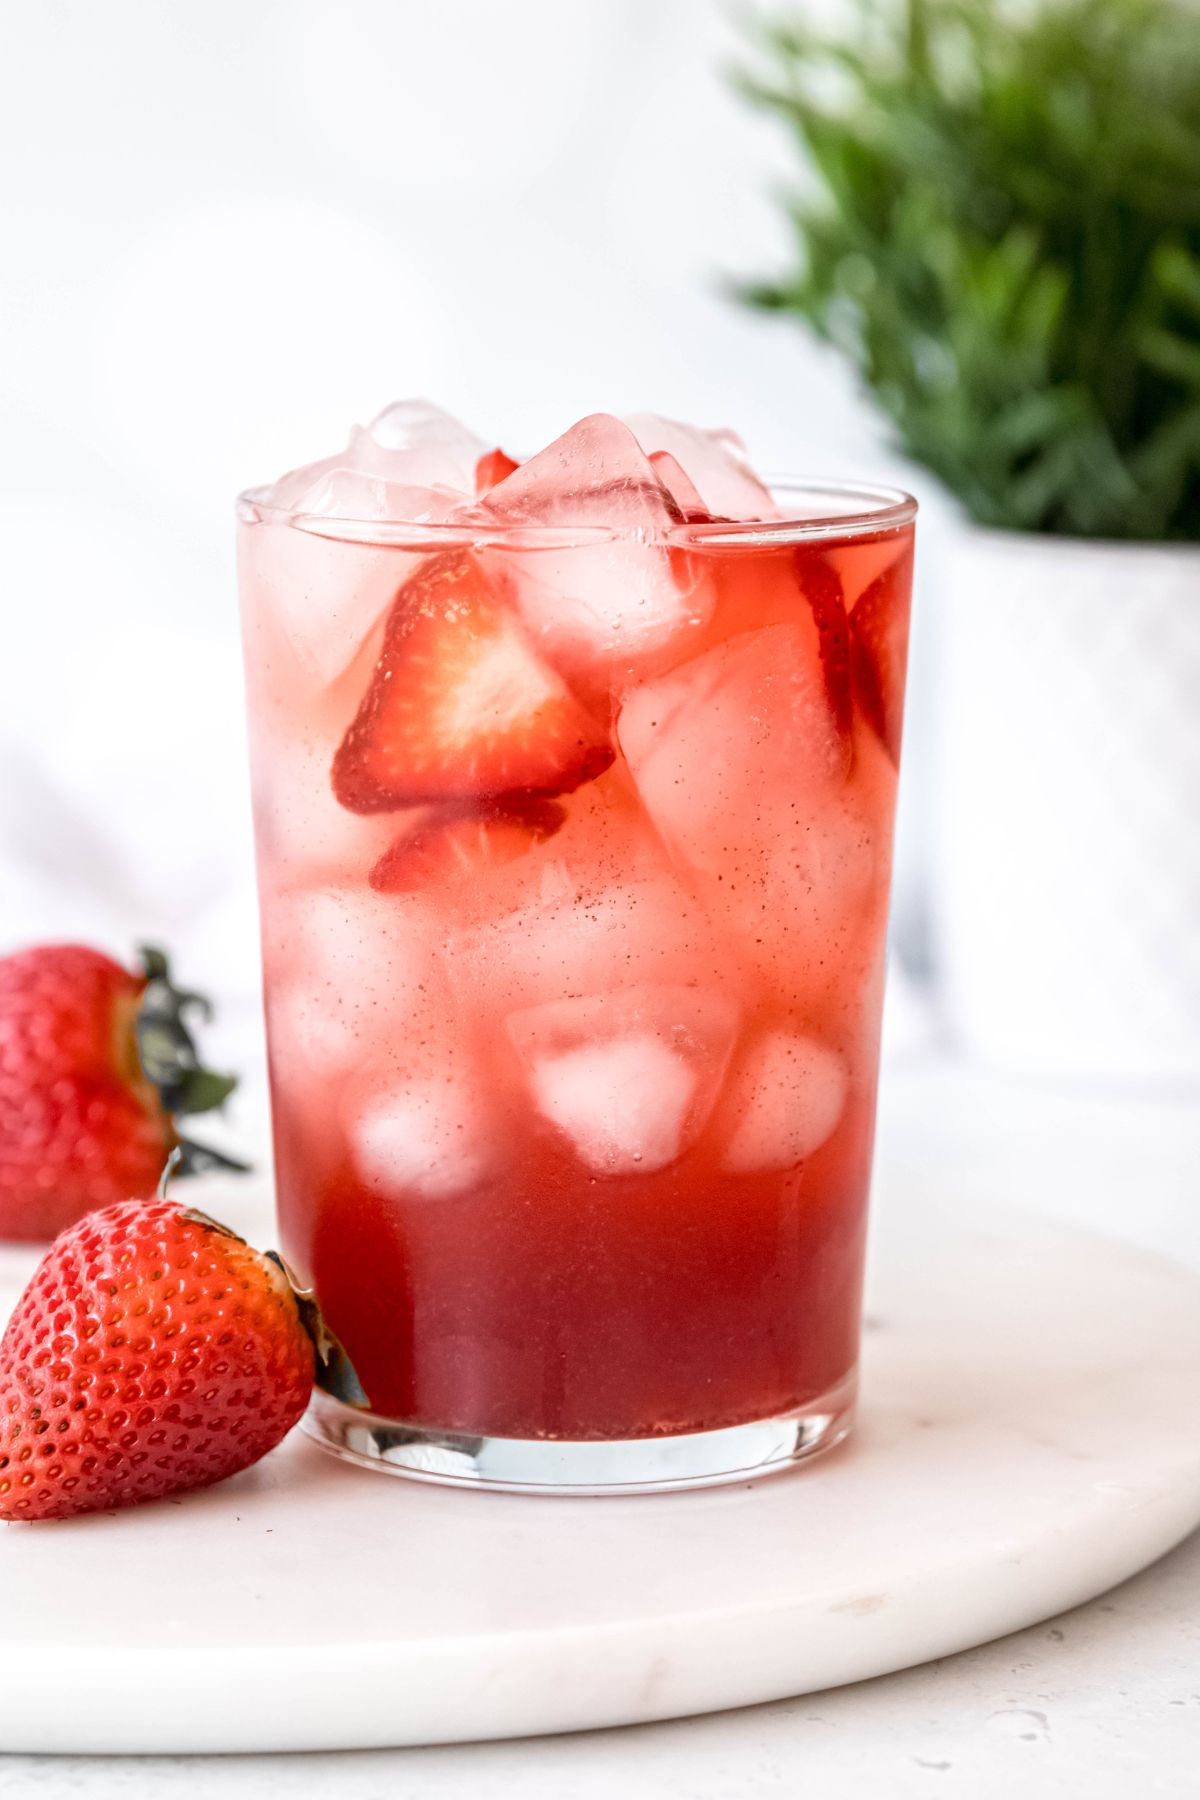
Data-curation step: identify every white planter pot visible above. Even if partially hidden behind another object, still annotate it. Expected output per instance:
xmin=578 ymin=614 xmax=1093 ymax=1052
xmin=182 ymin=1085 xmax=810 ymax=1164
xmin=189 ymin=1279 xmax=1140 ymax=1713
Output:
xmin=931 ymin=525 xmax=1200 ymax=1086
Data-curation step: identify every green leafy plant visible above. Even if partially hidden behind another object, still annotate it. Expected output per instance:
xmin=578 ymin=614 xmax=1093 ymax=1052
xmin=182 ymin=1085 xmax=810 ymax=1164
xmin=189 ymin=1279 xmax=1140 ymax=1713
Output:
xmin=736 ymin=0 xmax=1200 ymax=539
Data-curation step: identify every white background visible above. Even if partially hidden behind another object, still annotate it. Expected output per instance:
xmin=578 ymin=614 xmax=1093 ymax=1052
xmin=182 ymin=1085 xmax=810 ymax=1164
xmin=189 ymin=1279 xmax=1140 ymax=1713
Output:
xmin=0 ymin=0 xmax=916 ymax=1032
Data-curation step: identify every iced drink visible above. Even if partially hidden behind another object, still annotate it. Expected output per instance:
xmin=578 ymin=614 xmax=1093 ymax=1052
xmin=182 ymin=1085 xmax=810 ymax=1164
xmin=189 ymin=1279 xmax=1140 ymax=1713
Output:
xmin=237 ymin=405 xmax=916 ymax=1491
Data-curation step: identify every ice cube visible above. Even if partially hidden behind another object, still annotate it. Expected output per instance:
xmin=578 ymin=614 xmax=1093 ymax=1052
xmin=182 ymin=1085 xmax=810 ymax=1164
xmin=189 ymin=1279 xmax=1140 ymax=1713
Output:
xmin=276 ymin=467 xmax=468 ymax=526
xmin=258 ymin=401 xmax=482 ymax=527
xmin=269 ymin=883 xmax=497 ymax=1197
xmin=625 ymin=414 xmax=780 ymax=522
xmin=507 ymin=985 xmax=739 ymax=1082
xmin=266 ymin=975 xmax=360 ymax=1087
xmin=346 ymin=1072 xmax=496 ymax=1200
xmin=475 ymin=412 xmax=709 ymax=684
xmin=648 ymin=450 xmax=708 ymax=518
xmin=240 ymin=484 xmax=444 ymax=687
xmin=250 ymin=731 xmax=412 ymax=887
xmin=262 ymin=453 xmax=347 ymax=514
xmin=619 ymin=621 xmax=847 ymax=850
xmin=265 ymin=883 xmax=449 ymax=1081
xmin=508 ymin=984 xmax=737 ymax=1176
xmin=454 ymin=865 xmax=736 ymax=1018
xmin=528 ymin=1036 xmax=694 ymax=1175
xmin=618 ymin=625 xmax=883 ymax=1014
xmin=478 ymin=413 xmax=677 ymax=529
xmin=720 ymin=1032 xmax=848 ymax=1173
xmin=350 ymin=399 xmax=488 ymax=491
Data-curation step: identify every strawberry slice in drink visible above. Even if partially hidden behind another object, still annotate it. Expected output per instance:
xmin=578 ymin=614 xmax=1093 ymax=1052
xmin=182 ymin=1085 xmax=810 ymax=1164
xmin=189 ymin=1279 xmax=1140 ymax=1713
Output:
xmin=849 ymin=539 xmax=914 ymax=764
xmin=794 ymin=546 xmax=854 ymax=738
xmin=332 ymin=552 xmax=614 ymax=812
xmin=475 ymin=447 xmax=521 ymax=493
xmin=370 ymin=799 xmax=566 ymax=892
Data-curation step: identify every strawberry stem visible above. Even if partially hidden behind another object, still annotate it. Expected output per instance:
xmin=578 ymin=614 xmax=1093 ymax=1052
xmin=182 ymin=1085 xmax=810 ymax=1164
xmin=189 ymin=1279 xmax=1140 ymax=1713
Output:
xmin=265 ymin=1252 xmax=369 ymax=1407
xmin=174 ymin=1138 xmax=253 ymax=1180
xmin=135 ymin=945 xmax=239 ymax=1118
xmin=158 ymin=1146 xmax=184 ymax=1199
xmin=160 ymin=1139 xmax=252 ymax=1196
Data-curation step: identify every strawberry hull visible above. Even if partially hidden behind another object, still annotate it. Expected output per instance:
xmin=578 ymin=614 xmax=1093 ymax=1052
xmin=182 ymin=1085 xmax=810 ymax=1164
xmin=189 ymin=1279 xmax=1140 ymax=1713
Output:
xmin=238 ymin=443 xmax=914 ymax=1487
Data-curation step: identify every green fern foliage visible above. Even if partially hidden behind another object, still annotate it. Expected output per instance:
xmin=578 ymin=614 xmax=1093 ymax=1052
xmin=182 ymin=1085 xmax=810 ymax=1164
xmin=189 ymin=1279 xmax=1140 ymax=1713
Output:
xmin=737 ymin=0 xmax=1200 ymax=538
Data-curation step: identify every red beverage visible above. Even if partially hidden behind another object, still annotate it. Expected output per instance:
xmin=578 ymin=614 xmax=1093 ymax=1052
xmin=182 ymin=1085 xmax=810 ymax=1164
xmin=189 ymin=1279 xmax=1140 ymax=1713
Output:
xmin=238 ymin=406 xmax=916 ymax=1490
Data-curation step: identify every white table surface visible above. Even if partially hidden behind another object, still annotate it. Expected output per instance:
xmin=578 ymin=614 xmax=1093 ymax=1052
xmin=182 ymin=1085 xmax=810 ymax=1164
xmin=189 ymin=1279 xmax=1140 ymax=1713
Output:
xmin=4 ymin=1051 xmax=1199 ymax=1798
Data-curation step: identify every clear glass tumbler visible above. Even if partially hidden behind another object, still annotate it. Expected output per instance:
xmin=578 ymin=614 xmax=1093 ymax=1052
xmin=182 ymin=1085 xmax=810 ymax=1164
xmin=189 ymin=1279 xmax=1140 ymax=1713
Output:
xmin=237 ymin=479 xmax=916 ymax=1492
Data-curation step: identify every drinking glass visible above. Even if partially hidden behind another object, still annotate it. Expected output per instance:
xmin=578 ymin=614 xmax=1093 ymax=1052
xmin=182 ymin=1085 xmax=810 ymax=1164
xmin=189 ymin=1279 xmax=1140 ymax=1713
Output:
xmin=237 ymin=479 xmax=916 ymax=1492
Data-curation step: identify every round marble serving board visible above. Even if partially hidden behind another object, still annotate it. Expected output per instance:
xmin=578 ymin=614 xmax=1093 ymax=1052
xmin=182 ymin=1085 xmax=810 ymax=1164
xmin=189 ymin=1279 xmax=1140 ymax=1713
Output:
xmin=1 ymin=1183 xmax=1199 ymax=1755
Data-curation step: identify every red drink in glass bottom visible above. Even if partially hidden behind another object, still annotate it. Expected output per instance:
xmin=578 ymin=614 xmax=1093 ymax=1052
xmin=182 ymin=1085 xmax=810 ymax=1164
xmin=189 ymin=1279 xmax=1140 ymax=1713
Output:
xmin=238 ymin=410 xmax=916 ymax=1491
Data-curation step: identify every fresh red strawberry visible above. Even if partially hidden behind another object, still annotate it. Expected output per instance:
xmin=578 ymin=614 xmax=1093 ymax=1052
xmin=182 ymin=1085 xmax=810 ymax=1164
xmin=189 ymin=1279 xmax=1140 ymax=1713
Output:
xmin=332 ymin=552 xmax=614 ymax=813
xmin=850 ymin=540 xmax=914 ymax=763
xmin=0 ymin=1195 xmax=316 ymax=1521
xmin=474 ymin=448 xmax=520 ymax=493
xmin=370 ymin=799 xmax=565 ymax=893
xmin=794 ymin=547 xmax=853 ymax=736
xmin=0 ymin=946 xmax=241 ymax=1243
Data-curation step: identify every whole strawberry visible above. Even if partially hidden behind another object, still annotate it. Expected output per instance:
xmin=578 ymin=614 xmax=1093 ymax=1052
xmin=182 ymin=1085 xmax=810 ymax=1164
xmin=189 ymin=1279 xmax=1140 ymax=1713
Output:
xmin=0 ymin=943 xmax=239 ymax=1241
xmin=0 ymin=1196 xmax=316 ymax=1521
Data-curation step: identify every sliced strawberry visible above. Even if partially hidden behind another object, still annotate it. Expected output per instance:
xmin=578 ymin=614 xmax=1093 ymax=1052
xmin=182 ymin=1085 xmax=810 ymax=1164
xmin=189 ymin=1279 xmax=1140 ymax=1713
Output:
xmin=474 ymin=448 xmax=520 ymax=494
xmin=850 ymin=540 xmax=913 ymax=763
xmin=370 ymin=800 xmax=565 ymax=893
xmin=332 ymin=552 xmax=614 ymax=813
xmin=794 ymin=546 xmax=853 ymax=736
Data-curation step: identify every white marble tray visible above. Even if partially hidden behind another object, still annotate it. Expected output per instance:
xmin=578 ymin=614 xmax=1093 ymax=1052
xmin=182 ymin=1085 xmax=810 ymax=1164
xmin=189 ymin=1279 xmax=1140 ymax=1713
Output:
xmin=2 ymin=1188 xmax=1199 ymax=1755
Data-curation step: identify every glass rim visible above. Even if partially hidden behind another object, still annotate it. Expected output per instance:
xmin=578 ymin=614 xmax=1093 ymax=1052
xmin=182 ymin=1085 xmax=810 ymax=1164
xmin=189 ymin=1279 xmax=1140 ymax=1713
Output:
xmin=235 ymin=476 xmax=917 ymax=550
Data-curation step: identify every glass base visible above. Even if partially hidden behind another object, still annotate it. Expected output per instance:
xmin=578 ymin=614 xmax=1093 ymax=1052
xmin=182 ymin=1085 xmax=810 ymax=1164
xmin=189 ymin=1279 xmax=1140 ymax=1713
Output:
xmin=302 ymin=1374 xmax=856 ymax=1495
